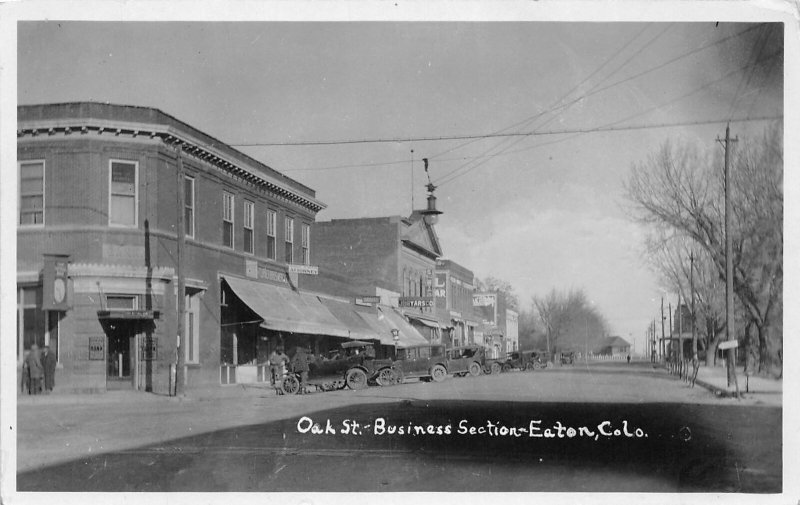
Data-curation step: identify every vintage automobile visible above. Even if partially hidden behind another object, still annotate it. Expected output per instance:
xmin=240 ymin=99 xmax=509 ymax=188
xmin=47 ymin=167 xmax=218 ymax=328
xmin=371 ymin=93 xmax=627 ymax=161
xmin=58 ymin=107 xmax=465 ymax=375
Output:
xmin=560 ymin=351 xmax=576 ymax=366
xmin=281 ymin=340 xmax=396 ymax=394
xmin=502 ymin=350 xmax=549 ymax=371
xmin=445 ymin=345 xmax=486 ymax=377
xmin=391 ymin=344 xmax=449 ymax=383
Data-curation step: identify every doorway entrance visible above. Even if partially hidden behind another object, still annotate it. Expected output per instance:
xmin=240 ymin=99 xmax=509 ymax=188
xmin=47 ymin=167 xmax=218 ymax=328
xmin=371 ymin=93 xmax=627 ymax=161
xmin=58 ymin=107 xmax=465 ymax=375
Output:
xmin=106 ymin=321 xmax=137 ymax=389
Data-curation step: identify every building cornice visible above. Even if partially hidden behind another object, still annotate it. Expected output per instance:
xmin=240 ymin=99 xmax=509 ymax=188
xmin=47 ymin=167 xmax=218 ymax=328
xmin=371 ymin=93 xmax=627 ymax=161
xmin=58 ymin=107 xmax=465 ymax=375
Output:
xmin=17 ymin=118 xmax=326 ymax=214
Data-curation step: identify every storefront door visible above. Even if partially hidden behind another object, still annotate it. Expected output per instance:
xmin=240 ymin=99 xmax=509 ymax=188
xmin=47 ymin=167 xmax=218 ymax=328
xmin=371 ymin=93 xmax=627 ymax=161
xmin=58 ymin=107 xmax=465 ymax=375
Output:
xmin=106 ymin=321 xmax=137 ymax=389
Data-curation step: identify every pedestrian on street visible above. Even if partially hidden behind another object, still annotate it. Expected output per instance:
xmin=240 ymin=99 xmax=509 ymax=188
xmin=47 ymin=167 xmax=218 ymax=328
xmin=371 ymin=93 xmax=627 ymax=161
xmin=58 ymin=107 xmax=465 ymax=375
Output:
xmin=43 ymin=345 xmax=57 ymax=393
xmin=268 ymin=346 xmax=289 ymax=386
xmin=21 ymin=350 xmax=31 ymax=394
xmin=25 ymin=344 xmax=44 ymax=395
xmin=626 ymin=354 xmax=631 ymax=364
xmin=291 ymin=346 xmax=311 ymax=392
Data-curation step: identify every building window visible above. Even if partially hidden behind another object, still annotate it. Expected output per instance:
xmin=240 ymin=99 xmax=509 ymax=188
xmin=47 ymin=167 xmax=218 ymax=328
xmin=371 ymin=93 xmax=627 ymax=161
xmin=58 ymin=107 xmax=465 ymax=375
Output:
xmin=109 ymin=160 xmax=138 ymax=227
xmin=243 ymin=200 xmax=255 ymax=254
xmin=222 ymin=191 xmax=234 ymax=248
xmin=184 ymin=176 xmax=195 ymax=238
xmin=301 ymin=224 xmax=311 ymax=265
xmin=284 ymin=217 xmax=294 ymax=263
xmin=19 ymin=161 xmax=45 ymax=226
xmin=106 ymin=295 xmax=138 ymax=310
xmin=266 ymin=210 xmax=277 ymax=260
xmin=185 ymin=294 xmax=200 ymax=364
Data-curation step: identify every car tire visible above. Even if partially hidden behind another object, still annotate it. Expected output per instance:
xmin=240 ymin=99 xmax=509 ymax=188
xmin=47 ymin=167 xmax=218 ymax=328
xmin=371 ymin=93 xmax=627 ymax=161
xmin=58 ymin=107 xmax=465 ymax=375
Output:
xmin=345 ymin=368 xmax=368 ymax=390
xmin=376 ymin=367 xmax=396 ymax=387
xmin=281 ymin=374 xmax=300 ymax=395
xmin=502 ymin=363 xmax=512 ymax=372
xmin=469 ymin=362 xmax=482 ymax=377
xmin=490 ymin=362 xmax=502 ymax=375
xmin=431 ymin=364 xmax=447 ymax=383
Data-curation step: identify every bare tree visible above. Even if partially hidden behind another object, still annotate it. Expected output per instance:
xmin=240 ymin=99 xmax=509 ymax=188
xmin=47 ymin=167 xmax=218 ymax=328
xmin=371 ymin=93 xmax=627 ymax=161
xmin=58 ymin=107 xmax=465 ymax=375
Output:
xmin=476 ymin=276 xmax=519 ymax=311
xmin=625 ymin=124 xmax=782 ymax=375
xmin=643 ymin=230 xmax=727 ymax=366
xmin=533 ymin=288 xmax=609 ymax=357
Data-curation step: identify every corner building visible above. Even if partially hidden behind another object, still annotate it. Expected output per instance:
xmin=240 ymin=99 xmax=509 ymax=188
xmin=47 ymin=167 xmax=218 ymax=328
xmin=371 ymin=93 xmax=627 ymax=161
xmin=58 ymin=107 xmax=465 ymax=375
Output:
xmin=16 ymin=102 xmax=327 ymax=393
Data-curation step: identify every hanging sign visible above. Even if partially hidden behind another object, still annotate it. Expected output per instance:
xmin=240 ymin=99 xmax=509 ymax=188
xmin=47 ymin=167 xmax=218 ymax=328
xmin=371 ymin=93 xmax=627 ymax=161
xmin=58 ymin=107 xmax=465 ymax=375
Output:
xmin=288 ymin=264 xmax=319 ymax=275
xmin=43 ymin=254 xmax=70 ymax=311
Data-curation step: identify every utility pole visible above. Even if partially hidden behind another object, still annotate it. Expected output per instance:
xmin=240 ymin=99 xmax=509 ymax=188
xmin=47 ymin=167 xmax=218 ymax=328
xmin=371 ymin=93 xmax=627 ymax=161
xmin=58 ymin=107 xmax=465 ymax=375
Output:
xmin=690 ymin=251 xmax=697 ymax=357
xmin=410 ymin=149 xmax=415 ymax=212
xmin=719 ymin=124 xmax=740 ymax=397
xmin=175 ymin=144 xmax=186 ymax=397
xmin=678 ymin=291 xmax=683 ymax=379
xmin=660 ymin=297 xmax=666 ymax=363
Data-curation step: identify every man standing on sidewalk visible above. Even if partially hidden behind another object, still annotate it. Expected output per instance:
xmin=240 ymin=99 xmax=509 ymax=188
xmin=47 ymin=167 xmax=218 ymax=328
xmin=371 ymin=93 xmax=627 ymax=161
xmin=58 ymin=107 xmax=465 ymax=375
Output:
xmin=25 ymin=344 xmax=44 ymax=395
xmin=43 ymin=345 xmax=57 ymax=393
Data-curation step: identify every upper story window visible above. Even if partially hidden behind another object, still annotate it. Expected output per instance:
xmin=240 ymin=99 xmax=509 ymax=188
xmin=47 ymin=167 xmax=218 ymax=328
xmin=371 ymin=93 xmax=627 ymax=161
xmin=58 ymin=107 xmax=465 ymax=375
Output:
xmin=109 ymin=160 xmax=138 ymax=227
xmin=243 ymin=200 xmax=255 ymax=254
xmin=301 ymin=224 xmax=311 ymax=265
xmin=19 ymin=161 xmax=45 ymax=226
xmin=266 ymin=210 xmax=277 ymax=260
xmin=284 ymin=216 xmax=294 ymax=263
xmin=184 ymin=176 xmax=195 ymax=238
xmin=222 ymin=191 xmax=234 ymax=248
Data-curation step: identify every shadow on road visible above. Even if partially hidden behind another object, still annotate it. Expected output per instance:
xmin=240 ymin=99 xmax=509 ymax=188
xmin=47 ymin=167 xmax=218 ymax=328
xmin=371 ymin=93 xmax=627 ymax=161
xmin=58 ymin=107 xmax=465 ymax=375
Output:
xmin=17 ymin=398 xmax=781 ymax=493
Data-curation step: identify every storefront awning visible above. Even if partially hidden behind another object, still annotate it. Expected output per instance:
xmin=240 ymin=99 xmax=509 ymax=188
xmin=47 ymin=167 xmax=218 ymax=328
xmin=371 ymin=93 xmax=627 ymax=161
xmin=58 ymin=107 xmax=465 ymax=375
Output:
xmin=222 ymin=275 xmax=350 ymax=338
xmin=363 ymin=307 xmax=429 ymax=347
xmin=406 ymin=314 xmax=440 ymax=329
xmin=319 ymin=298 xmax=382 ymax=342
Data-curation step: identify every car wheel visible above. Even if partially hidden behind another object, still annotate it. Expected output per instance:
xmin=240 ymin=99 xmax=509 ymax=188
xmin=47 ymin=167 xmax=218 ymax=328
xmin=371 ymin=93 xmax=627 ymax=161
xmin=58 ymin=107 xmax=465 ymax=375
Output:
xmin=469 ymin=362 xmax=482 ymax=377
xmin=346 ymin=368 xmax=368 ymax=390
xmin=525 ymin=362 xmax=535 ymax=371
xmin=377 ymin=367 xmax=396 ymax=387
xmin=502 ymin=363 xmax=512 ymax=372
xmin=490 ymin=362 xmax=502 ymax=375
xmin=431 ymin=364 xmax=447 ymax=382
xmin=281 ymin=374 xmax=300 ymax=395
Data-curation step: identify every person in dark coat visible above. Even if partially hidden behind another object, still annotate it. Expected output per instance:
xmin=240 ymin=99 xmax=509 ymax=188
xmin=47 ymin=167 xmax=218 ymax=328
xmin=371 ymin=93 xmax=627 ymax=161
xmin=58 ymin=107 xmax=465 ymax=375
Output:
xmin=25 ymin=344 xmax=44 ymax=395
xmin=291 ymin=346 xmax=311 ymax=390
xmin=21 ymin=350 xmax=30 ymax=394
xmin=43 ymin=345 xmax=57 ymax=393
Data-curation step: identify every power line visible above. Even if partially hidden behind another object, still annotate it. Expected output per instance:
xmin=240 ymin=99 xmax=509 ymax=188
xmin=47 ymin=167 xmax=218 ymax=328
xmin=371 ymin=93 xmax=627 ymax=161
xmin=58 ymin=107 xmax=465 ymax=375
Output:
xmin=230 ymin=24 xmax=762 ymax=150
xmin=434 ymin=114 xmax=781 ymax=187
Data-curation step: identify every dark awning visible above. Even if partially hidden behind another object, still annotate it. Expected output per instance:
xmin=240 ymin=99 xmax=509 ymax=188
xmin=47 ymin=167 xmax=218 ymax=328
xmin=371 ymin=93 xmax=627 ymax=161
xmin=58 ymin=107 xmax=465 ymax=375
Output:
xmin=406 ymin=314 xmax=440 ymax=329
xmin=222 ymin=275 xmax=350 ymax=338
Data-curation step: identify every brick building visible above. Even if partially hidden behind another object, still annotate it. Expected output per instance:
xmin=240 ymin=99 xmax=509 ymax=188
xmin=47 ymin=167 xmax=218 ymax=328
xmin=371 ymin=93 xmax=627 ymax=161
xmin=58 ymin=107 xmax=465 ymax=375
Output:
xmin=15 ymin=102 xmax=388 ymax=393
xmin=301 ymin=207 xmax=444 ymax=342
xmin=433 ymin=259 xmax=479 ymax=347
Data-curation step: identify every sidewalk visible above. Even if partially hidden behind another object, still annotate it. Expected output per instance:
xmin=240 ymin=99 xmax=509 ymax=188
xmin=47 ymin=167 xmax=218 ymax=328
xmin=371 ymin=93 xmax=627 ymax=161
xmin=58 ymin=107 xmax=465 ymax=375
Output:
xmin=690 ymin=365 xmax=782 ymax=405
xmin=16 ymin=382 xmax=280 ymax=406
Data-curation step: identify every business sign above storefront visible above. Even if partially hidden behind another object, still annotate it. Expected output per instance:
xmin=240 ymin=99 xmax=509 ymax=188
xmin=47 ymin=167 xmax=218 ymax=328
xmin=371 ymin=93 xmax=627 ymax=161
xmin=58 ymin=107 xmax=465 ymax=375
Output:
xmin=398 ymin=297 xmax=434 ymax=308
xmin=288 ymin=264 xmax=319 ymax=275
xmin=355 ymin=295 xmax=381 ymax=306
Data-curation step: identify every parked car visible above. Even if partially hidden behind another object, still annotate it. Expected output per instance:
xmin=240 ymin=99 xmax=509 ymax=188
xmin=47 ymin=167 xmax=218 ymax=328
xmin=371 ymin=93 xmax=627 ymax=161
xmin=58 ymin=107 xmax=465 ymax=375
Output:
xmin=446 ymin=345 xmax=487 ymax=377
xmin=560 ymin=351 xmax=576 ymax=366
xmin=281 ymin=340 xmax=395 ymax=394
xmin=392 ymin=344 xmax=448 ymax=383
xmin=503 ymin=350 xmax=550 ymax=371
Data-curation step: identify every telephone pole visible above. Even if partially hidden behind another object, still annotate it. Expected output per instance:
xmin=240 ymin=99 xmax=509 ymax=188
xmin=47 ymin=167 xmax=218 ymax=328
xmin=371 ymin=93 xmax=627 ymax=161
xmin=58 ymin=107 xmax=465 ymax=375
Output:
xmin=719 ymin=124 xmax=740 ymax=397
xmin=660 ymin=297 xmax=665 ymax=363
xmin=175 ymin=144 xmax=186 ymax=397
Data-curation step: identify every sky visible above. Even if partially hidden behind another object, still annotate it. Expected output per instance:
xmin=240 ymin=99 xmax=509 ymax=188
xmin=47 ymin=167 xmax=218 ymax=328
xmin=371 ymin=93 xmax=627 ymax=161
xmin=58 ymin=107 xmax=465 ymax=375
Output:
xmin=12 ymin=16 xmax=785 ymax=355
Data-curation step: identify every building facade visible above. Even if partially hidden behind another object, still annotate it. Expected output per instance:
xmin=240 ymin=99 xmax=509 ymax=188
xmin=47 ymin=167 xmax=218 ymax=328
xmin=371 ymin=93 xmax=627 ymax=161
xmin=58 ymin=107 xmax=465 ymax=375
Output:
xmin=433 ymin=259 xmax=479 ymax=347
xmin=301 ymin=211 xmax=444 ymax=341
xmin=16 ymin=102 xmax=335 ymax=393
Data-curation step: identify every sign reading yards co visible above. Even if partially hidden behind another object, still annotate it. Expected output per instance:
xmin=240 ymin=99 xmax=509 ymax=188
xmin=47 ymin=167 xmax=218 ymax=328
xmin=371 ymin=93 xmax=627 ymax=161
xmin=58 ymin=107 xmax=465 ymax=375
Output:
xmin=398 ymin=297 xmax=434 ymax=308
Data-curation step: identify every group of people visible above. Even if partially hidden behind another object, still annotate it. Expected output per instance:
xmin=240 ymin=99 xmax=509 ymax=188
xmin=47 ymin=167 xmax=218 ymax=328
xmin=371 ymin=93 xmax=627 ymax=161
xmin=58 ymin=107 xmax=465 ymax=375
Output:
xmin=268 ymin=346 xmax=313 ymax=389
xmin=21 ymin=344 xmax=57 ymax=395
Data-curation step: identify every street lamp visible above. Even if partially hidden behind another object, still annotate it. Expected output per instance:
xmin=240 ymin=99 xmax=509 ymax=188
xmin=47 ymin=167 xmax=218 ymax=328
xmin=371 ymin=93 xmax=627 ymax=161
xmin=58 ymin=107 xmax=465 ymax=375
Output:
xmin=391 ymin=328 xmax=400 ymax=346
